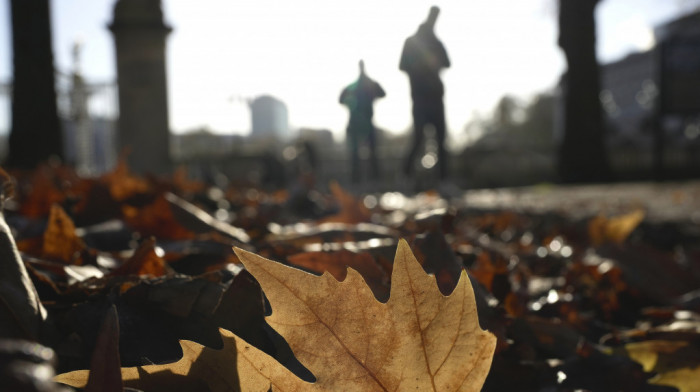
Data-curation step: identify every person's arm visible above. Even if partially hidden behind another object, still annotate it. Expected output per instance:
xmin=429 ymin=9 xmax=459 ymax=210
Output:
xmin=438 ymin=41 xmax=450 ymax=69
xmin=399 ymin=39 xmax=412 ymax=72
xmin=375 ymin=82 xmax=386 ymax=98
xmin=339 ymin=87 xmax=348 ymax=105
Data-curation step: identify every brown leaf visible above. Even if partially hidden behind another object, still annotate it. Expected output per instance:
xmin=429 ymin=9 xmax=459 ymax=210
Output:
xmin=165 ymin=192 xmax=250 ymax=243
xmin=110 ymin=237 xmax=170 ymax=277
xmin=0 ymin=167 xmax=14 ymax=205
xmin=122 ymin=194 xmax=195 ymax=240
xmin=318 ymin=181 xmax=371 ymax=224
xmin=172 ymin=166 xmax=206 ymax=195
xmin=56 ymin=239 xmax=496 ymax=391
xmin=42 ymin=204 xmax=86 ymax=264
xmin=86 ymin=305 xmax=123 ymax=392
xmin=410 ymin=230 xmax=465 ymax=295
xmin=17 ymin=165 xmax=66 ymax=218
xmin=287 ymin=249 xmax=390 ymax=301
xmin=100 ymin=155 xmax=151 ymax=202
xmin=0 ymin=168 xmax=47 ymax=339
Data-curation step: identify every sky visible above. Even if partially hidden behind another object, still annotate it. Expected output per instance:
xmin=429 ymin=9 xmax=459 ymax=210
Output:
xmin=0 ymin=0 xmax=697 ymax=143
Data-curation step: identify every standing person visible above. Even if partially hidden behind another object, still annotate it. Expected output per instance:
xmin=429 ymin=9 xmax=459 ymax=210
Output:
xmin=340 ymin=60 xmax=386 ymax=184
xmin=400 ymin=6 xmax=451 ymax=180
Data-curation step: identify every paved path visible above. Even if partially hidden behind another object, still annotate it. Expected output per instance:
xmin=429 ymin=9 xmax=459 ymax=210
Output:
xmin=458 ymin=181 xmax=700 ymax=223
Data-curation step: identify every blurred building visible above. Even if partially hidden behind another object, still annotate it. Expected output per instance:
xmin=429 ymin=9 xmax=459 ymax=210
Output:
xmin=598 ymin=9 xmax=700 ymax=147
xmin=171 ymin=128 xmax=242 ymax=159
xmin=249 ymin=95 xmax=289 ymax=139
xmin=593 ymin=9 xmax=700 ymax=179
xmin=599 ymin=51 xmax=656 ymax=145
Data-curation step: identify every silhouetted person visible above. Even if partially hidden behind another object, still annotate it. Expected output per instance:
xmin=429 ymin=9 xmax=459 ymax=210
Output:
xmin=339 ymin=60 xmax=385 ymax=183
xmin=557 ymin=0 xmax=611 ymax=183
xmin=400 ymin=6 xmax=450 ymax=180
xmin=260 ymin=151 xmax=287 ymax=190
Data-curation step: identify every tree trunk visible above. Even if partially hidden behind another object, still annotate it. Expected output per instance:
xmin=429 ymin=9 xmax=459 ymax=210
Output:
xmin=6 ymin=0 xmax=63 ymax=169
xmin=557 ymin=0 xmax=612 ymax=183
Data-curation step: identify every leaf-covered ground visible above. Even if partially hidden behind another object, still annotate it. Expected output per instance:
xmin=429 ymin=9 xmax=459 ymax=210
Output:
xmin=1 ymin=163 xmax=700 ymax=391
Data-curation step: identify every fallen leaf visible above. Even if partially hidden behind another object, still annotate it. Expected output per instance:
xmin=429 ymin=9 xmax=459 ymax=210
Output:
xmin=410 ymin=230 xmax=465 ymax=295
xmin=624 ymin=340 xmax=700 ymax=392
xmin=318 ymin=181 xmax=371 ymax=224
xmin=17 ymin=165 xmax=66 ymax=218
xmin=165 ymin=192 xmax=250 ymax=243
xmin=56 ymin=239 xmax=497 ymax=391
xmin=122 ymin=194 xmax=195 ymax=240
xmin=0 ymin=168 xmax=47 ymax=340
xmin=287 ymin=249 xmax=390 ymax=301
xmin=650 ymin=366 xmax=700 ymax=392
xmin=42 ymin=204 xmax=86 ymax=264
xmin=109 ymin=237 xmax=170 ymax=277
xmin=86 ymin=305 xmax=123 ymax=392
xmin=589 ymin=209 xmax=645 ymax=245
xmin=172 ymin=165 xmax=206 ymax=195
xmin=101 ymin=155 xmax=151 ymax=202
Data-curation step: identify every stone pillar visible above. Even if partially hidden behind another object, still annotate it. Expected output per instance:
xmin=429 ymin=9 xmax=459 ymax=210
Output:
xmin=109 ymin=0 xmax=171 ymax=174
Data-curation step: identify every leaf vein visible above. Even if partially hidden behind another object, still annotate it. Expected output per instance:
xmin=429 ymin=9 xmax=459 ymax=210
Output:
xmin=265 ymin=266 xmax=389 ymax=392
xmin=405 ymin=259 xmax=438 ymax=391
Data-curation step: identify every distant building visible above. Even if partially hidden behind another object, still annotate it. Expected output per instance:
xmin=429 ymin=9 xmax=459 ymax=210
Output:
xmin=573 ymin=10 xmax=700 ymax=146
xmin=249 ymin=95 xmax=289 ymax=139
xmin=655 ymin=9 xmax=700 ymax=41
xmin=599 ymin=50 xmax=656 ymax=143
xmin=171 ymin=128 xmax=241 ymax=159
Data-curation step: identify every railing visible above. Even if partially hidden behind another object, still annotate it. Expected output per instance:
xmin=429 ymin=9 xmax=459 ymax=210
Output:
xmin=0 ymin=72 xmax=119 ymax=175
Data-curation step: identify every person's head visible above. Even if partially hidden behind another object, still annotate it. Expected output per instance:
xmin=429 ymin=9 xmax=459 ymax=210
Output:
xmin=426 ymin=6 xmax=440 ymax=28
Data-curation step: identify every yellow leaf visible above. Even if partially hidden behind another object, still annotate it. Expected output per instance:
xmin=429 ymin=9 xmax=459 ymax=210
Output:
xmin=651 ymin=366 xmax=700 ymax=392
xmin=588 ymin=209 xmax=645 ymax=245
xmin=56 ymin=239 xmax=496 ymax=391
xmin=624 ymin=340 xmax=700 ymax=392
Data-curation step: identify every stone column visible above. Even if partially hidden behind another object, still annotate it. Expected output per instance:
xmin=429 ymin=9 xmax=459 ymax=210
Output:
xmin=109 ymin=0 xmax=171 ymax=174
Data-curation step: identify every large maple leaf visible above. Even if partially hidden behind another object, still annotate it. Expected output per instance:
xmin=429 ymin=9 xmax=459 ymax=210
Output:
xmin=56 ymin=239 xmax=496 ymax=391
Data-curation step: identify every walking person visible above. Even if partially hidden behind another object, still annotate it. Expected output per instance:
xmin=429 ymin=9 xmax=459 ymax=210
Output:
xmin=400 ymin=6 xmax=451 ymax=180
xmin=340 ymin=60 xmax=386 ymax=184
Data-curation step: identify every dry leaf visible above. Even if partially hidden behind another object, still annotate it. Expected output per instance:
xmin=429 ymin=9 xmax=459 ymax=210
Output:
xmin=1 ymin=169 xmax=47 ymax=339
xmin=86 ymin=305 xmax=123 ymax=392
xmin=122 ymin=194 xmax=195 ymax=240
xmin=42 ymin=204 xmax=86 ymax=264
xmin=172 ymin=166 xmax=206 ymax=194
xmin=165 ymin=192 xmax=250 ymax=243
xmin=109 ymin=237 xmax=170 ymax=277
xmin=17 ymin=165 xmax=66 ymax=218
xmin=588 ymin=209 xmax=645 ymax=245
xmin=318 ymin=181 xmax=371 ymax=224
xmin=56 ymin=239 xmax=496 ymax=391
xmin=625 ymin=340 xmax=700 ymax=392
xmin=101 ymin=155 xmax=151 ymax=202
xmin=287 ymin=249 xmax=390 ymax=300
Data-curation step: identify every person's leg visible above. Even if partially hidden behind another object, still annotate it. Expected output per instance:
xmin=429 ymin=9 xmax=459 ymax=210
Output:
xmin=368 ymin=127 xmax=380 ymax=180
xmin=348 ymin=129 xmax=360 ymax=183
xmin=432 ymin=101 xmax=448 ymax=180
xmin=404 ymin=104 xmax=426 ymax=177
